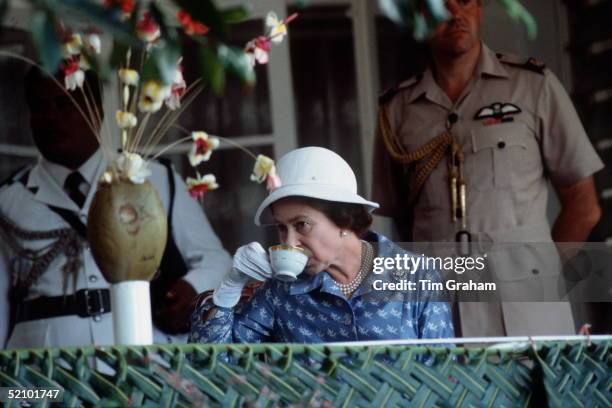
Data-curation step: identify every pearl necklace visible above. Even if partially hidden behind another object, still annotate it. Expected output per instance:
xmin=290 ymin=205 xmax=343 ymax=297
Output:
xmin=335 ymin=241 xmax=373 ymax=297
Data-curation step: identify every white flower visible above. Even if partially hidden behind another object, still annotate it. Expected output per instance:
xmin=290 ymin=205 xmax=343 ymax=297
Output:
xmin=114 ymin=152 xmax=151 ymax=184
xmin=188 ymin=131 xmax=220 ymax=166
xmin=142 ymin=80 xmax=171 ymax=100
xmin=165 ymin=65 xmax=186 ymax=110
xmin=118 ymin=69 xmax=139 ymax=86
xmin=62 ymin=34 xmax=82 ymax=58
xmin=86 ymin=34 xmax=101 ymax=54
xmin=266 ymin=12 xmax=288 ymax=44
xmin=250 ymin=154 xmax=276 ymax=183
xmin=64 ymin=69 xmax=84 ymax=91
xmin=138 ymin=96 xmax=163 ymax=113
xmin=137 ymin=81 xmax=170 ymax=113
xmin=115 ymin=111 xmax=138 ymax=129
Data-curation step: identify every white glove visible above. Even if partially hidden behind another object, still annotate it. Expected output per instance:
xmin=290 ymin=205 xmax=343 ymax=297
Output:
xmin=213 ymin=242 xmax=273 ymax=308
xmin=233 ymin=242 xmax=274 ymax=281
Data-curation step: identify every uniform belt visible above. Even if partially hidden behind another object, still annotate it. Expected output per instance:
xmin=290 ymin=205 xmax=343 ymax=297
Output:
xmin=15 ymin=289 xmax=111 ymax=323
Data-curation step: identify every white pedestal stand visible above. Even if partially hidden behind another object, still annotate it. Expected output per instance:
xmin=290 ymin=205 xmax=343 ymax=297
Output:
xmin=111 ymin=281 xmax=153 ymax=345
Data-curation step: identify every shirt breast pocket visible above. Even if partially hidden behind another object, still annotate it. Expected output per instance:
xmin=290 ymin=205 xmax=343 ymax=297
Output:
xmin=467 ymin=122 xmax=538 ymax=192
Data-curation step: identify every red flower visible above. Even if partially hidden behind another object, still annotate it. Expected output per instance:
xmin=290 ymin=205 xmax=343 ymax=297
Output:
xmin=60 ymin=56 xmax=84 ymax=90
xmin=188 ymin=132 xmax=219 ymax=166
xmin=136 ymin=12 xmax=161 ymax=43
xmin=245 ymin=36 xmax=271 ymax=66
xmin=195 ymin=139 xmax=210 ymax=153
xmin=177 ymin=11 xmax=210 ymax=36
xmin=253 ymin=36 xmax=271 ymax=53
xmin=188 ymin=183 xmax=209 ymax=199
xmin=61 ymin=56 xmax=80 ymax=76
xmin=186 ymin=174 xmax=218 ymax=199
xmin=165 ymin=61 xmax=186 ymax=110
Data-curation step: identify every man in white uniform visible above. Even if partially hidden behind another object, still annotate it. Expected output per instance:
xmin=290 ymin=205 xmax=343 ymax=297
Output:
xmin=0 ymin=68 xmax=232 ymax=348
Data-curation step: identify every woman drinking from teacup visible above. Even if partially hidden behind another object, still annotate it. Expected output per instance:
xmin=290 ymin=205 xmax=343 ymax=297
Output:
xmin=189 ymin=147 xmax=454 ymax=343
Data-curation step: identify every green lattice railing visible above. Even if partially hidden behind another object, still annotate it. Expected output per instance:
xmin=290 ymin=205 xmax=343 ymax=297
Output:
xmin=0 ymin=340 xmax=610 ymax=407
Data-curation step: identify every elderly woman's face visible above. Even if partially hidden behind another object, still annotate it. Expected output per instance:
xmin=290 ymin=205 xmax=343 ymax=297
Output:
xmin=271 ymin=197 xmax=346 ymax=275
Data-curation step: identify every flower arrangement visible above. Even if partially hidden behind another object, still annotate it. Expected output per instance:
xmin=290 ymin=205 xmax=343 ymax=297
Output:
xmin=50 ymin=6 xmax=296 ymax=200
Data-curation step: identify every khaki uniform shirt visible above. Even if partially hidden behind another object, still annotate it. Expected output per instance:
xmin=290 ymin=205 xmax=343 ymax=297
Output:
xmin=372 ymin=43 xmax=604 ymax=336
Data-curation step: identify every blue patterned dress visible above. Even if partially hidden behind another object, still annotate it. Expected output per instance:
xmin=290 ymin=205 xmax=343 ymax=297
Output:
xmin=189 ymin=232 xmax=454 ymax=344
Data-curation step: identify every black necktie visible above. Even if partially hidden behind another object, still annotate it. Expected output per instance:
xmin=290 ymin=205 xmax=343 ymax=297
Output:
xmin=64 ymin=172 xmax=87 ymax=208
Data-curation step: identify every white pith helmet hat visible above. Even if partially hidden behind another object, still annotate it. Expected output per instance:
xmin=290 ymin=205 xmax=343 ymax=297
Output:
xmin=254 ymin=146 xmax=379 ymax=226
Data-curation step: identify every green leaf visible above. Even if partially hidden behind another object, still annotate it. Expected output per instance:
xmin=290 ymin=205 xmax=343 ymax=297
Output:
xmin=424 ymin=0 xmax=448 ymax=23
xmin=24 ymin=366 xmax=63 ymax=389
xmin=217 ymin=44 xmax=255 ymax=85
xmin=498 ymin=0 xmax=537 ymax=40
xmin=54 ymin=366 xmax=101 ymax=405
xmin=412 ymin=14 xmax=429 ymax=41
xmin=141 ymin=40 xmax=181 ymax=85
xmin=378 ymin=0 xmax=536 ymax=41
xmin=199 ymin=46 xmax=225 ymax=94
xmin=173 ymin=0 xmax=227 ymax=37
xmin=55 ymin=0 xmax=140 ymax=47
xmin=220 ymin=6 xmax=251 ymax=24
xmin=378 ymin=0 xmax=449 ymax=40
xmin=30 ymin=10 xmax=62 ymax=73
xmin=377 ymin=0 xmax=415 ymax=27
xmin=82 ymin=48 xmax=111 ymax=82
xmin=109 ymin=40 xmax=130 ymax=69
xmin=110 ymin=0 xmax=143 ymax=69
xmin=294 ymin=0 xmax=312 ymax=8
xmin=150 ymin=2 xmax=179 ymax=43
xmin=89 ymin=371 xmax=130 ymax=406
xmin=0 ymin=369 xmax=24 ymax=388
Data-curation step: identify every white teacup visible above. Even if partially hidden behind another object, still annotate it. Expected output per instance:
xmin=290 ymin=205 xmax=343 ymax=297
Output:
xmin=269 ymin=245 xmax=308 ymax=282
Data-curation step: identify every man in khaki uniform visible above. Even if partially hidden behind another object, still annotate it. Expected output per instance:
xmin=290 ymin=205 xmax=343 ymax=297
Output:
xmin=372 ymin=0 xmax=604 ymax=336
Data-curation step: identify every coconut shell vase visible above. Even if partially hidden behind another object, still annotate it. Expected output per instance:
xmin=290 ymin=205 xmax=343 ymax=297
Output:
xmin=88 ymin=176 xmax=167 ymax=345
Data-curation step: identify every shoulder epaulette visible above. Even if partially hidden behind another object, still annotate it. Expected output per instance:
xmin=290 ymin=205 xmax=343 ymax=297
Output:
xmin=496 ymin=53 xmax=546 ymax=75
xmin=378 ymin=73 xmax=423 ymax=105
